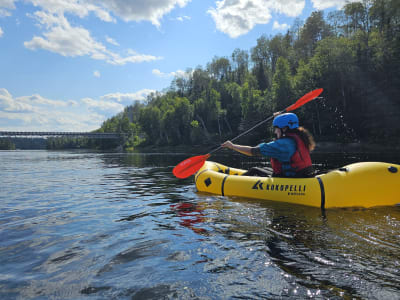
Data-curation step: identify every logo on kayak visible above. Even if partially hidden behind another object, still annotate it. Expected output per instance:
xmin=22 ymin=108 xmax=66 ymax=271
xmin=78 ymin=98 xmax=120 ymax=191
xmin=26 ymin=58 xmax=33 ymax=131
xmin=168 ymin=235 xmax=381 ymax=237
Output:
xmin=252 ymin=180 xmax=306 ymax=196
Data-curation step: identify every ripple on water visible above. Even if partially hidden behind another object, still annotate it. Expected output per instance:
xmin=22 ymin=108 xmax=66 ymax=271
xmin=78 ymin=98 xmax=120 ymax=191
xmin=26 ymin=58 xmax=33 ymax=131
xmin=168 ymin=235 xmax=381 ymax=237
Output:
xmin=1 ymin=151 xmax=400 ymax=299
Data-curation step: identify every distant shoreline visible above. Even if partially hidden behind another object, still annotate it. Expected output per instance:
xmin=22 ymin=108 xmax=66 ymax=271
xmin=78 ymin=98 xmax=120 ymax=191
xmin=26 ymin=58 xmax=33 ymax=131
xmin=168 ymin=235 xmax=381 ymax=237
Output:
xmin=2 ymin=139 xmax=397 ymax=153
xmin=314 ymin=142 xmax=399 ymax=153
xmin=136 ymin=141 xmax=399 ymax=154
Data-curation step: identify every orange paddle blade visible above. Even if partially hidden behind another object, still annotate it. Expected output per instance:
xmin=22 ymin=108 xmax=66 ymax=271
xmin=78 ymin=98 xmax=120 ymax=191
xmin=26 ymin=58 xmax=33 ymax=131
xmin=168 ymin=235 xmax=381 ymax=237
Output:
xmin=173 ymin=154 xmax=210 ymax=179
xmin=286 ymin=88 xmax=323 ymax=112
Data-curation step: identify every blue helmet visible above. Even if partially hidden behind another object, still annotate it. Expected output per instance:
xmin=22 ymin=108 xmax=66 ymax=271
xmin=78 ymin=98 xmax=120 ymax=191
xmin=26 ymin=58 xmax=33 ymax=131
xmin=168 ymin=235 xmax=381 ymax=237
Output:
xmin=273 ymin=113 xmax=299 ymax=129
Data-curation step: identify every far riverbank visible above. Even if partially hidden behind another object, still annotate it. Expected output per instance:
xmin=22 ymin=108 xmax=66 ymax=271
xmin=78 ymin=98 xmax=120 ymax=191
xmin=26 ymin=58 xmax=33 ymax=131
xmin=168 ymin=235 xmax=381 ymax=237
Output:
xmin=136 ymin=141 xmax=400 ymax=155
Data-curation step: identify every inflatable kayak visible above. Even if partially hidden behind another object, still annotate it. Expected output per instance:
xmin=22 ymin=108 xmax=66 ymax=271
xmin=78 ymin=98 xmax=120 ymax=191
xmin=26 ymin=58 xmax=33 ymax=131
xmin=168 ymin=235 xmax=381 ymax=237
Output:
xmin=195 ymin=161 xmax=400 ymax=208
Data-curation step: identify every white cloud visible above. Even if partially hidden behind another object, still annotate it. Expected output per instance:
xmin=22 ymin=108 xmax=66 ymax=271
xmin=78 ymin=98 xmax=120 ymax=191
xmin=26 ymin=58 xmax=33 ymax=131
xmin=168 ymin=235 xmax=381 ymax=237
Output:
xmin=208 ymin=0 xmax=305 ymax=38
xmin=152 ymin=68 xmax=186 ymax=78
xmin=25 ymin=13 xmax=101 ymax=56
xmin=81 ymin=97 xmax=124 ymax=113
xmin=0 ymin=88 xmax=73 ymax=115
xmin=171 ymin=69 xmax=187 ymax=78
xmin=100 ymin=89 xmax=155 ymax=103
xmin=108 ymin=51 xmax=162 ymax=66
xmin=311 ymin=0 xmax=361 ymax=10
xmin=0 ymin=88 xmax=36 ymax=113
xmin=0 ymin=26 xmax=3 ymax=37
xmin=176 ymin=15 xmax=191 ymax=22
xmin=17 ymin=93 xmax=69 ymax=107
xmin=105 ymin=35 xmax=119 ymax=46
xmin=1 ymin=1 xmax=162 ymax=65
xmin=29 ymin=0 xmax=114 ymax=22
xmin=24 ymin=11 xmax=162 ymax=65
xmin=99 ymin=0 xmax=191 ymax=27
xmin=273 ymin=20 xmax=289 ymax=31
xmin=3 ymin=0 xmax=191 ymax=25
xmin=93 ymin=70 xmax=100 ymax=77
xmin=0 ymin=88 xmax=153 ymax=131
xmin=272 ymin=0 xmax=305 ymax=17
xmin=0 ymin=0 xmax=16 ymax=17
xmin=152 ymin=69 xmax=164 ymax=77
xmin=0 ymin=0 xmax=16 ymax=9
xmin=1 ymin=1 xmax=186 ymax=64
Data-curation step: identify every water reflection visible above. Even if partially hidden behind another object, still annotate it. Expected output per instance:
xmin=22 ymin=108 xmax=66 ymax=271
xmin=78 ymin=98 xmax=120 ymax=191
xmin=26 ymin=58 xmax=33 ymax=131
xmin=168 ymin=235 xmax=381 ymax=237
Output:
xmin=211 ymin=198 xmax=400 ymax=298
xmin=171 ymin=202 xmax=208 ymax=234
xmin=1 ymin=150 xmax=400 ymax=299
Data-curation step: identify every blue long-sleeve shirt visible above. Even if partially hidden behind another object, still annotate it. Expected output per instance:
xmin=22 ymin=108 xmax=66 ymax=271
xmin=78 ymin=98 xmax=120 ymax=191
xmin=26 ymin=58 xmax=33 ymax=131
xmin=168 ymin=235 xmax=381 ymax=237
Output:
xmin=257 ymin=138 xmax=297 ymax=162
xmin=256 ymin=138 xmax=297 ymax=176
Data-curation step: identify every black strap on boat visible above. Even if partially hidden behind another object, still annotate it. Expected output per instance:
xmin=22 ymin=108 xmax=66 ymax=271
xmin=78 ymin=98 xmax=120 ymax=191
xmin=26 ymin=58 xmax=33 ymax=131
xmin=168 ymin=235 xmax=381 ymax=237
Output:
xmin=214 ymin=162 xmax=223 ymax=172
xmin=221 ymin=175 xmax=229 ymax=196
xmin=316 ymin=177 xmax=326 ymax=210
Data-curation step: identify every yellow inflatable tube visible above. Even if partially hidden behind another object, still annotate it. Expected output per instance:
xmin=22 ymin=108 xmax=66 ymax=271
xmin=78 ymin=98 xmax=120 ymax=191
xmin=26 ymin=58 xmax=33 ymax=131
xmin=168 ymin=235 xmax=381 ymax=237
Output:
xmin=195 ymin=161 xmax=400 ymax=208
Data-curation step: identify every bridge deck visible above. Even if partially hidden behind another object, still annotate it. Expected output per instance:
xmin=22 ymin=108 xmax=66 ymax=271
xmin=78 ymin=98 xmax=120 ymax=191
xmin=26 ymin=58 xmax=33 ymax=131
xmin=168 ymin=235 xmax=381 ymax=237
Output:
xmin=0 ymin=131 xmax=119 ymax=139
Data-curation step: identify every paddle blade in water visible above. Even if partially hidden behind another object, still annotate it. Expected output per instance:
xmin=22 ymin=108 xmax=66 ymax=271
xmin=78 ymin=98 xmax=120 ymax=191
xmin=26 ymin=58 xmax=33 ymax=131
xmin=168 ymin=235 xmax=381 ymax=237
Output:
xmin=173 ymin=154 xmax=210 ymax=179
xmin=286 ymin=88 xmax=323 ymax=112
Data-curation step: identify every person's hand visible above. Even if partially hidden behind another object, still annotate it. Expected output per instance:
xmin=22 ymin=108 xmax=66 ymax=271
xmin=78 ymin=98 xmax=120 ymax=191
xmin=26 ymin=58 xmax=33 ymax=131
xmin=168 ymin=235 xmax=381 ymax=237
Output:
xmin=221 ymin=140 xmax=234 ymax=149
xmin=273 ymin=111 xmax=281 ymax=117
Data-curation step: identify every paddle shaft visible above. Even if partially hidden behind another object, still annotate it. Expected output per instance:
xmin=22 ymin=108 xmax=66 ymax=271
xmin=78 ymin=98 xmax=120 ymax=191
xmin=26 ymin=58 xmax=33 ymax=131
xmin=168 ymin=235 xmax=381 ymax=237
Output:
xmin=208 ymin=112 xmax=281 ymax=155
xmin=208 ymin=95 xmax=324 ymax=155
xmin=172 ymin=89 xmax=323 ymax=179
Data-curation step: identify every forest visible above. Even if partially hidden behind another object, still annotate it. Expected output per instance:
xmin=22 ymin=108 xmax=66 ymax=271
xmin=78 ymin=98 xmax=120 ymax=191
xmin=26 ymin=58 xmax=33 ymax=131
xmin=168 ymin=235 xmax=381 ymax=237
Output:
xmin=0 ymin=139 xmax=16 ymax=150
xmin=49 ymin=0 xmax=399 ymax=151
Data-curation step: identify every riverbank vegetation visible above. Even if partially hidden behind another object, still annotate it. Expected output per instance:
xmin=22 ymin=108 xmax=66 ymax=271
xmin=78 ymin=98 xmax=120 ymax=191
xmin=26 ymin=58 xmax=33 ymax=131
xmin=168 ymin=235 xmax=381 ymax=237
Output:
xmin=51 ymin=0 xmax=400 ymax=151
xmin=0 ymin=139 xmax=16 ymax=150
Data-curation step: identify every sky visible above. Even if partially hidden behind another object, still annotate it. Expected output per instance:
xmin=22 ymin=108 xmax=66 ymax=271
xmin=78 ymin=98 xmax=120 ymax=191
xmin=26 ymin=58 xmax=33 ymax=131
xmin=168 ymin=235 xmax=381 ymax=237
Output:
xmin=0 ymin=0 xmax=353 ymax=132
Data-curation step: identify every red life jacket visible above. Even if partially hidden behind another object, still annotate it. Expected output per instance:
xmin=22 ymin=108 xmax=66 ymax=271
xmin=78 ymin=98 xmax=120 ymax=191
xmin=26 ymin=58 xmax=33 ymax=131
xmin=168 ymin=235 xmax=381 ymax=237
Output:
xmin=270 ymin=132 xmax=312 ymax=176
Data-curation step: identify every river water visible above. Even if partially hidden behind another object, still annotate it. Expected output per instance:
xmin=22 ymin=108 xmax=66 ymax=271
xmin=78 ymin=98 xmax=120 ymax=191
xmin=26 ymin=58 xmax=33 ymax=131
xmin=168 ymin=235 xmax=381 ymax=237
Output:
xmin=1 ymin=150 xmax=399 ymax=299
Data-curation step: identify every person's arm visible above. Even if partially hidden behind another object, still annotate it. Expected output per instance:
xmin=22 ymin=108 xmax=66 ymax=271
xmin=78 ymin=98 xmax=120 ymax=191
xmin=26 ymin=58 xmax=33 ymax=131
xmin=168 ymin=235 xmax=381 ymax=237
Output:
xmin=258 ymin=138 xmax=296 ymax=161
xmin=221 ymin=141 xmax=258 ymax=156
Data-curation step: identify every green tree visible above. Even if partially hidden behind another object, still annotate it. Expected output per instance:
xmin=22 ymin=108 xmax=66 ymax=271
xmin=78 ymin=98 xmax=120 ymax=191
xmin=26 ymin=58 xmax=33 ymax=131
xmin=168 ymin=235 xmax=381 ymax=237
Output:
xmin=89 ymin=1 xmax=400 ymax=147
xmin=225 ymin=82 xmax=243 ymax=133
xmin=272 ymin=57 xmax=294 ymax=109
xmin=139 ymin=106 xmax=162 ymax=144
xmin=250 ymin=35 xmax=271 ymax=91
xmin=0 ymin=139 xmax=16 ymax=150
xmin=231 ymin=48 xmax=249 ymax=85
xmin=188 ymin=67 xmax=211 ymax=102
xmin=295 ymin=11 xmax=333 ymax=60
xmin=207 ymin=56 xmax=231 ymax=81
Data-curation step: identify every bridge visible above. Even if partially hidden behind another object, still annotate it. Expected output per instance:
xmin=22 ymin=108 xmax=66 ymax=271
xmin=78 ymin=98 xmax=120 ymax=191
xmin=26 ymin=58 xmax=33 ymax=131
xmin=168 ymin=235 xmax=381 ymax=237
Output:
xmin=0 ymin=131 xmax=119 ymax=139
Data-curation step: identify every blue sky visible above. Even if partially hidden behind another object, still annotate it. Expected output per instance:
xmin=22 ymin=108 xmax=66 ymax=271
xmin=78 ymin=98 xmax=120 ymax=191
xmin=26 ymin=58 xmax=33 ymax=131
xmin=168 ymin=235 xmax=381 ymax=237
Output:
xmin=0 ymin=0 xmax=351 ymax=131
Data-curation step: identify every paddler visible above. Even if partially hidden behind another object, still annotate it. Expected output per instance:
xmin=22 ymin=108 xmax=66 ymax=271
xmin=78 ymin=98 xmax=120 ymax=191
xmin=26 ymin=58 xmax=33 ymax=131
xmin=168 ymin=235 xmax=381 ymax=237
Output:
xmin=221 ymin=113 xmax=315 ymax=177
